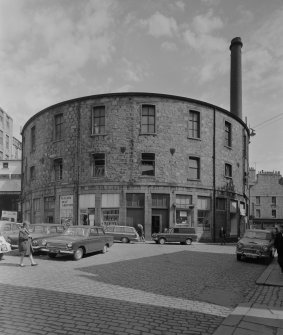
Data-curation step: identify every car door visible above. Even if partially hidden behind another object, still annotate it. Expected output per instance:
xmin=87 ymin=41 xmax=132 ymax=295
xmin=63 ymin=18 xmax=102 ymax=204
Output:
xmin=89 ymin=228 xmax=102 ymax=252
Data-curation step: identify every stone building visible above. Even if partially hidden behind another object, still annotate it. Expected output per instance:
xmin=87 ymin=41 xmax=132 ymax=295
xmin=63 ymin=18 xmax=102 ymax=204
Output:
xmin=249 ymin=168 xmax=283 ymax=229
xmin=21 ymin=91 xmax=250 ymax=241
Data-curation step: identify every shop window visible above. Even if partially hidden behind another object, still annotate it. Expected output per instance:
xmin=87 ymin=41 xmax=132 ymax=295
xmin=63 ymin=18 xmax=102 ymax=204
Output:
xmin=54 ymin=158 xmax=63 ymax=181
xmin=197 ymin=197 xmax=210 ymax=230
xmin=44 ymin=197 xmax=55 ymax=223
xmin=54 ymin=114 xmax=63 ymax=141
xmin=126 ymin=194 xmax=145 ymax=207
xmin=189 ymin=110 xmax=200 ymax=139
xmin=92 ymin=106 xmax=105 ymax=135
xmin=176 ymin=195 xmax=193 ymax=226
xmin=141 ymin=153 xmax=155 ymax=176
xmin=33 ymin=198 xmax=41 ymax=223
xmin=79 ymin=194 xmax=95 ymax=225
xmin=101 ymin=194 xmax=119 ymax=226
xmin=225 ymin=163 xmax=232 ymax=178
xmin=176 ymin=195 xmax=192 ymax=208
xmin=141 ymin=105 xmax=155 ymax=134
xmin=189 ymin=156 xmax=200 ymax=180
xmin=92 ymin=153 xmax=105 ymax=177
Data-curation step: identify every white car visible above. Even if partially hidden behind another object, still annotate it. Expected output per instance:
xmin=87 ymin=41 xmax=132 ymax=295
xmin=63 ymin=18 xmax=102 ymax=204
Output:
xmin=0 ymin=235 xmax=11 ymax=260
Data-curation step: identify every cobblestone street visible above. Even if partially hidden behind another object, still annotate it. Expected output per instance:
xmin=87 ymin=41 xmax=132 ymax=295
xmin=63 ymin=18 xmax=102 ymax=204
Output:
xmin=0 ymin=243 xmax=272 ymax=334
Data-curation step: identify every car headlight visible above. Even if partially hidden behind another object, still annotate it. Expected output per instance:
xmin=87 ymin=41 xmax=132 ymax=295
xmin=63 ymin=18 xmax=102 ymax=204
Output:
xmin=262 ymin=246 xmax=268 ymax=252
xmin=67 ymin=242 xmax=72 ymax=248
xmin=32 ymin=240 xmax=38 ymax=246
xmin=237 ymin=242 xmax=244 ymax=250
xmin=41 ymin=240 xmax=47 ymax=246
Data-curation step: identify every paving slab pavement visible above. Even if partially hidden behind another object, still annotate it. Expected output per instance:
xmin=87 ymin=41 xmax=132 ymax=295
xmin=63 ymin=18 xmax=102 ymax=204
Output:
xmin=212 ymin=258 xmax=283 ymax=335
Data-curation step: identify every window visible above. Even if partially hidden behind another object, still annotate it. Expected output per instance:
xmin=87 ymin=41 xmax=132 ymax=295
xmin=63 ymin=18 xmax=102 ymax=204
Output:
xmin=189 ymin=110 xmax=200 ymax=138
xmin=216 ymin=198 xmax=226 ymax=210
xmin=54 ymin=114 xmax=63 ymax=141
xmin=92 ymin=106 xmax=105 ymax=135
xmin=92 ymin=153 xmax=105 ymax=177
xmin=126 ymin=194 xmax=145 ymax=207
xmin=30 ymin=166 xmax=35 ymax=180
xmin=0 ymin=130 xmax=3 ymax=145
xmin=189 ymin=157 xmax=200 ymax=179
xmin=256 ymin=209 xmax=261 ymax=218
xmin=243 ymin=135 xmax=247 ymax=158
xmin=152 ymin=194 xmax=169 ymax=208
xmin=6 ymin=134 xmax=9 ymax=150
xmin=256 ymin=196 xmax=260 ymax=205
xmin=141 ymin=105 xmax=155 ymax=133
xmin=225 ymin=163 xmax=232 ymax=178
xmin=272 ymin=197 xmax=276 ymax=205
xmin=54 ymin=158 xmax=63 ymax=181
xmin=141 ymin=153 xmax=155 ymax=176
xmin=0 ymin=151 xmax=3 ymax=159
xmin=176 ymin=195 xmax=192 ymax=208
xmin=225 ymin=121 xmax=232 ymax=147
xmin=198 ymin=197 xmax=210 ymax=230
xmin=31 ymin=126 xmax=35 ymax=151
xmin=44 ymin=197 xmax=55 ymax=223
xmin=3 ymin=162 xmax=8 ymax=168
xmin=272 ymin=210 xmax=276 ymax=218
xmin=33 ymin=198 xmax=41 ymax=223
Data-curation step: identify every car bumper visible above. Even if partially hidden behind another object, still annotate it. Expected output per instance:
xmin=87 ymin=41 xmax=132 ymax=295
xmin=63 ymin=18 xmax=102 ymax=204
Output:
xmin=236 ymin=251 xmax=270 ymax=259
xmin=41 ymin=248 xmax=74 ymax=255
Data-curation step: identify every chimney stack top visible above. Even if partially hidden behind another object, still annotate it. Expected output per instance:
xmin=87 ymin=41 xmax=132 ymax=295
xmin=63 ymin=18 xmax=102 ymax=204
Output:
xmin=230 ymin=37 xmax=243 ymax=50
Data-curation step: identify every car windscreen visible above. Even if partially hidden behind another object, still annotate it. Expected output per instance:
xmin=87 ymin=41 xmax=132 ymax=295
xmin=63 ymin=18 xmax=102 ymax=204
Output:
xmin=63 ymin=227 xmax=89 ymax=237
xmin=33 ymin=226 xmax=46 ymax=233
xmin=244 ymin=231 xmax=271 ymax=240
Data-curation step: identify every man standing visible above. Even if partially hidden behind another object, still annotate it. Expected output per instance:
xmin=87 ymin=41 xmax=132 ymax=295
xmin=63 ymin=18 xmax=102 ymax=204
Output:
xmin=274 ymin=225 xmax=283 ymax=274
xmin=219 ymin=226 xmax=226 ymax=245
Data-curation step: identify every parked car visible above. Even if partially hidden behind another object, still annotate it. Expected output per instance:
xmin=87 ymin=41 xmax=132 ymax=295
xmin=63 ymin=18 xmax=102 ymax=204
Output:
xmin=0 ymin=234 xmax=11 ymax=260
xmin=104 ymin=225 xmax=139 ymax=243
xmin=236 ymin=229 xmax=275 ymax=264
xmin=40 ymin=225 xmax=114 ymax=260
xmin=152 ymin=227 xmax=198 ymax=245
xmin=0 ymin=221 xmax=21 ymax=238
xmin=5 ymin=223 xmax=65 ymax=250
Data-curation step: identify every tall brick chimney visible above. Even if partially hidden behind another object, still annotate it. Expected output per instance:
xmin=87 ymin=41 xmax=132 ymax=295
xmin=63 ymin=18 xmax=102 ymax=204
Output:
xmin=230 ymin=37 xmax=243 ymax=119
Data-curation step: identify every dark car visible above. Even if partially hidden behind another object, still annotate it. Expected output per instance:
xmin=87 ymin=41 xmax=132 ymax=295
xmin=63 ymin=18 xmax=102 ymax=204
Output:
xmin=40 ymin=225 xmax=114 ymax=260
xmin=236 ymin=229 xmax=275 ymax=264
xmin=152 ymin=227 xmax=198 ymax=245
xmin=104 ymin=225 xmax=139 ymax=243
xmin=6 ymin=223 xmax=65 ymax=250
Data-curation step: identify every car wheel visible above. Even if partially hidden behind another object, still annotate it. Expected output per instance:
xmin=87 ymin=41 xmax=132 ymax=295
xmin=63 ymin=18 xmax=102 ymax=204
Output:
xmin=73 ymin=248 xmax=84 ymax=261
xmin=121 ymin=237 xmax=129 ymax=243
xmin=102 ymin=244 xmax=108 ymax=254
xmin=158 ymin=238 xmax=166 ymax=245
xmin=48 ymin=253 xmax=57 ymax=258
xmin=184 ymin=239 xmax=192 ymax=245
xmin=236 ymin=254 xmax=241 ymax=261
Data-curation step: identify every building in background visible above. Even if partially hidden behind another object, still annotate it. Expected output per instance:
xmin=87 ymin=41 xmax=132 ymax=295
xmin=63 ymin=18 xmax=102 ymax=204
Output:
xmin=249 ymin=168 xmax=283 ymax=229
xmin=0 ymin=107 xmax=22 ymax=221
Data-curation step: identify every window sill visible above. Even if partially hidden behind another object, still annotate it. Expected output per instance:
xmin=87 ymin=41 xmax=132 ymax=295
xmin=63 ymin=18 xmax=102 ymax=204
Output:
xmin=90 ymin=133 xmax=107 ymax=137
xmin=187 ymin=137 xmax=201 ymax=141
xmin=139 ymin=133 xmax=157 ymax=136
xmin=187 ymin=178 xmax=201 ymax=182
xmin=53 ymin=139 xmax=64 ymax=144
xmin=224 ymin=145 xmax=232 ymax=150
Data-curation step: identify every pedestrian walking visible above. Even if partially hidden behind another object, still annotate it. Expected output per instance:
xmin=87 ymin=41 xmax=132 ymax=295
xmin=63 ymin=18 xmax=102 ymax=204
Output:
xmin=219 ymin=226 xmax=226 ymax=245
xmin=18 ymin=221 xmax=38 ymax=267
xmin=274 ymin=225 xmax=283 ymax=274
xmin=137 ymin=224 xmax=145 ymax=242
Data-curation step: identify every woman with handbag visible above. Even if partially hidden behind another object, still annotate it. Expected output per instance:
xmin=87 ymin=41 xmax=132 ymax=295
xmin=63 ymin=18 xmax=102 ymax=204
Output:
xmin=18 ymin=221 xmax=38 ymax=267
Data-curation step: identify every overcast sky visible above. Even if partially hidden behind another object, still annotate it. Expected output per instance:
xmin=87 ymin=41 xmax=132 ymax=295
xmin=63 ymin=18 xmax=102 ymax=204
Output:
xmin=1 ymin=0 xmax=283 ymax=174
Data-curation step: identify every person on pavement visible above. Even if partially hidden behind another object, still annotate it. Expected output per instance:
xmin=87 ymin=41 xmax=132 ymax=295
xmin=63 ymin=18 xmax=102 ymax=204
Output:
xmin=219 ymin=226 xmax=227 ymax=245
xmin=274 ymin=225 xmax=283 ymax=274
xmin=137 ymin=224 xmax=145 ymax=242
xmin=18 ymin=221 xmax=38 ymax=267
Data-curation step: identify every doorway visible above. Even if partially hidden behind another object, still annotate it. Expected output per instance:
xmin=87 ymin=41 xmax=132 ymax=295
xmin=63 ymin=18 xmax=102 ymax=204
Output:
xmin=152 ymin=215 xmax=162 ymax=234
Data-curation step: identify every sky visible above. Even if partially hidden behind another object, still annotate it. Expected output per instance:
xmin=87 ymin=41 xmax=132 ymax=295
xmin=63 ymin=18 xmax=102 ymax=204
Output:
xmin=1 ymin=0 xmax=283 ymax=174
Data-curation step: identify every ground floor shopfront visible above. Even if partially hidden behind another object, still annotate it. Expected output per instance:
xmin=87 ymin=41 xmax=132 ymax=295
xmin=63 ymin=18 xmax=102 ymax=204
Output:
xmin=22 ymin=184 xmax=247 ymax=241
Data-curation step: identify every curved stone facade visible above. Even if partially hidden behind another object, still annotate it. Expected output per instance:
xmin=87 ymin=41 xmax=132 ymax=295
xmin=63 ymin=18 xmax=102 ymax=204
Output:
xmin=21 ymin=93 xmax=250 ymax=241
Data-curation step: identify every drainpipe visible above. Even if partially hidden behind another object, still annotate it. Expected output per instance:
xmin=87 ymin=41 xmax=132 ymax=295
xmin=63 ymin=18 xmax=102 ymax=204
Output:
xmin=76 ymin=103 xmax=81 ymax=225
xmin=213 ymin=108 xmax=216 ymax=242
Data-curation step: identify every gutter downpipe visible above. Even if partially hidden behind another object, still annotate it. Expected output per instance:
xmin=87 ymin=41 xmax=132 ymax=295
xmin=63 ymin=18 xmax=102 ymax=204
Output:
xmin=213 ymin=107 xmax=216 ymax=243
xmin=76 ymin=103 xmax=81 ymax=225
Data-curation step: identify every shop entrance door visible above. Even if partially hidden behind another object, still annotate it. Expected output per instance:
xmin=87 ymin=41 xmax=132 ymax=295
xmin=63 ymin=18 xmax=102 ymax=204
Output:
xmin=152 ymin=215 xmax=161 ymax=234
